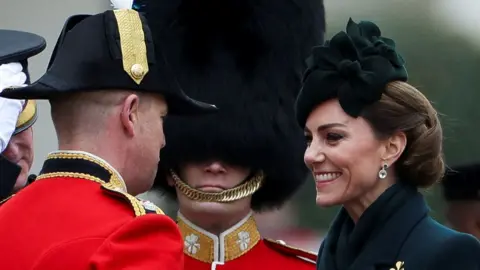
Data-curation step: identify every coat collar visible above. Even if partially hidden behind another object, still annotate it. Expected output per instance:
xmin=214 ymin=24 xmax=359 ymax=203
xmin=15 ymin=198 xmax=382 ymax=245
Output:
xmin=351 ymin=193 xmax=428 ymax=270
xmin=177 ymin=211 xmax=261 ymax=263
xmin=318 ymin=188 xmax=428 ymax=270
xmin=35 ymin=150 xmax=127 ymax=192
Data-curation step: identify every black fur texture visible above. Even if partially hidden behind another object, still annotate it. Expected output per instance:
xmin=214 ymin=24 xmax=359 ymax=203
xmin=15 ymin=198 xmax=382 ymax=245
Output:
xmin=142 ymin=0 xmax=326 ymax=211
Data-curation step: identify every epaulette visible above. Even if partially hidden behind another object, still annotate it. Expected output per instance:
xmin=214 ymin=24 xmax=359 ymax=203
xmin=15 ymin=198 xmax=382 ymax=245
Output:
xmin=264 ymin=238 xmax=317 ymax=264
xmin=101 ymin=183 xmax=164 ymax=216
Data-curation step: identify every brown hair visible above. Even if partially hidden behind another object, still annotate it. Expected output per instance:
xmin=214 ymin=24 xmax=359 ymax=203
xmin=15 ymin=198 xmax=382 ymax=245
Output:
xmin=360 ymin=81 xmax=444 ymax=188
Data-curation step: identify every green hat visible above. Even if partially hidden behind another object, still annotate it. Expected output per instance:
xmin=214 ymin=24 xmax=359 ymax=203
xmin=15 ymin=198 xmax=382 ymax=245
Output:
xmin=295 ymin=18 xmax=407 ymax=128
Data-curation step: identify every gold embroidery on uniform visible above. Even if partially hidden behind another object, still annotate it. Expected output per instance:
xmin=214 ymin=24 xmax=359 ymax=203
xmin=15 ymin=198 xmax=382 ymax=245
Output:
xmin=109 ymin=174 xmax=126 ymax=191
xmin=35 ymin=172 xmax=105 ymax=184
xmin=35 ymin=151 xmax=165 ymax=217
xmin=6 ymin=175 xmax=151 ymax=216
xmin=390 ymin=261 xmax=405 ymax=270
xmin=223 ymin=216 xmax=261 ymax=261
xmin=35 ymin=171 xmax=149 ymax=217
xmin=101 ymin=182 xmax=146 ymax=217
xmin=178 ymin=222 xmax=215 ymax=263
xmin=177 ymin=214 xmax=261 ymax=263
xmin=37 ymin=152 xmax=165 ymax=217
xmin=46 ymin=152 xmax=127 ymax=191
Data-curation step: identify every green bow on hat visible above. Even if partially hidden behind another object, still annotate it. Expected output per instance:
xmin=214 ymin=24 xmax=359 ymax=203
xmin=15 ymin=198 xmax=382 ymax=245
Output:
xmin=295 ymin=18 xmax=408 ymax=127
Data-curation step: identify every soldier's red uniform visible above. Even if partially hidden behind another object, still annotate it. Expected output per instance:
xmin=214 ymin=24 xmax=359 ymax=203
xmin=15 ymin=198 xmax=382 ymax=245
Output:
xmin=0 ymin=151 xmax=184 ymax=270
xmin=178 ymin=213 xmax=317 ymax=270
xmin=0 ymin=2 xmax=215 ymax=269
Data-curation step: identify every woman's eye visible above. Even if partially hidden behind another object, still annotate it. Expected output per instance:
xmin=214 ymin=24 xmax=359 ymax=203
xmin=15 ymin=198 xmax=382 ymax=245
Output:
xmin=326 ymin=132 xmax=343 ymax=142
xmin=304 ymin=135 xmax=312 ymax=146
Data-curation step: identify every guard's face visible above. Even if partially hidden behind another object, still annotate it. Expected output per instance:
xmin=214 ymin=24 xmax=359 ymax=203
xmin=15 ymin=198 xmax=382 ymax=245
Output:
xmin=303 ymin=99 xmax=387 ymax=207
xmin=3 ymin=126 xmax=34 ymax=192
xmin=171 ymin=161 xmax=252 ymax=215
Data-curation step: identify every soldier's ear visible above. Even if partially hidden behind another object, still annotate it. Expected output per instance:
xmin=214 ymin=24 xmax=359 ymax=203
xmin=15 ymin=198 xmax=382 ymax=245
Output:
xmin=120 ymin=94 xmax=140 ymax=137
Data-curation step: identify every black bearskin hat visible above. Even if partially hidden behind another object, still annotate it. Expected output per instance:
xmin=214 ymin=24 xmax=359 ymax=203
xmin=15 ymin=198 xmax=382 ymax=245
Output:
xmin=142 ymin=0 xmax=325 ymax=211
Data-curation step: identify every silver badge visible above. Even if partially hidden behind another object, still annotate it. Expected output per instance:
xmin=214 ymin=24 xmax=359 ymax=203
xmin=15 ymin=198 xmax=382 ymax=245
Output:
xmin=141 ymin=200 xmax=157 ymax=211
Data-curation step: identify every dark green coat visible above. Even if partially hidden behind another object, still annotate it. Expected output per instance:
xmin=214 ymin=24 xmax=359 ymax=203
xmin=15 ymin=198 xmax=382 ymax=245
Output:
xmin=317 ymin=183 xmax=480 ymax=270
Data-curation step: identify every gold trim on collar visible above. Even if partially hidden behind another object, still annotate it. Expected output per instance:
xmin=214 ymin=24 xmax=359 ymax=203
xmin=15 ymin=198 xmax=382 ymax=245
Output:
xmin=22 ymin=151 xmax=164 ymax=217
xmin=35 ymin=171 xmax=161 ymax=217
xmin=171 ymin=170 xmax=264 ymax=203
xmin=177 ymin=212 xmax=261 ymax=263
xmin=46 ymin=151 xmax=127 ymax=192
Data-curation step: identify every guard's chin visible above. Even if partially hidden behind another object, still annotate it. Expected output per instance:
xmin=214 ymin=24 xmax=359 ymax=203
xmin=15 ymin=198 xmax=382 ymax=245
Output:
xmin=190 ymin=201 xmax=233 ymax=215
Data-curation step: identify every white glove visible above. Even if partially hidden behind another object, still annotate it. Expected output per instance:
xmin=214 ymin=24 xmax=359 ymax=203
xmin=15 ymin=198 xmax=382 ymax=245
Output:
xmin=0 ymin=62 xmax=27 ymax=153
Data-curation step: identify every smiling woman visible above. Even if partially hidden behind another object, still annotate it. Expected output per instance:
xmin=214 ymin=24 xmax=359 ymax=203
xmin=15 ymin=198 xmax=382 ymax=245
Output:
xmin=303 ymin=80 xmax=443 ymax=211
xmin=295 ymin=18 xmax=480 ymax=270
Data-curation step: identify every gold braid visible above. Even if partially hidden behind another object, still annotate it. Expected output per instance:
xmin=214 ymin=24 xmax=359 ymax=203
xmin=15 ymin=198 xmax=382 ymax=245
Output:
xmin=170 ymin=170 xmax=264 ymax=203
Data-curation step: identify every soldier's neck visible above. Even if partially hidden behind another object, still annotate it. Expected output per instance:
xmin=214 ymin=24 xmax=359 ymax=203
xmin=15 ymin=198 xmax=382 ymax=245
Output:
xmin=179 ymin=208 xmax=252 ymax=236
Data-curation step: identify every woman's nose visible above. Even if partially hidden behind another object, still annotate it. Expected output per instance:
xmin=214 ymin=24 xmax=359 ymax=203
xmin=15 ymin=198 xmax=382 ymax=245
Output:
xmin=304 ymin=145 xmax=325 ymax=168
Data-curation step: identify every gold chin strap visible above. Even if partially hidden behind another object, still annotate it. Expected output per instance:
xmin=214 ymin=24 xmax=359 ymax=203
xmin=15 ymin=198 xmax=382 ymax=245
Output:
xmin=170 ymin=169 xmax=264 ymax=203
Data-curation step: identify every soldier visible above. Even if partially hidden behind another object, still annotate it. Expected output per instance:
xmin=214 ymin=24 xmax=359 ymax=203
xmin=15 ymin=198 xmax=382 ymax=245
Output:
xmin=0 ymin=29 xmax=45 ymax=201
xmin=0 ymin=2 xmax=216 ymax=270
xmin=142 ymin=0 xmax=325 ymax=269
xmin=442 ymin=164 xmax=480 ymax=239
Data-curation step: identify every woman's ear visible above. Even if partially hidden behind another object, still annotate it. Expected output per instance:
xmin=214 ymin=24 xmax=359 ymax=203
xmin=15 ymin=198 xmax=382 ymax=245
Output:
xmin=382 ymin=131 xmax=407 ymax=164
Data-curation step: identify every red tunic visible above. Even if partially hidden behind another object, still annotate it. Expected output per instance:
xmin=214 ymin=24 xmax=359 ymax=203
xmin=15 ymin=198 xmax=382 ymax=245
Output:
xmin=0 ymin=151 xmax=184 ymax=270
xmin=177 ymin=212 xmax=317 ymax=270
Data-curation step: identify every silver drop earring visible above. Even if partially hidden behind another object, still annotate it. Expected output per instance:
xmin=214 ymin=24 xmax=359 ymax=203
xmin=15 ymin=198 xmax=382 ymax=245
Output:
xmin=378 ymin=163 xmax=388 ymax=179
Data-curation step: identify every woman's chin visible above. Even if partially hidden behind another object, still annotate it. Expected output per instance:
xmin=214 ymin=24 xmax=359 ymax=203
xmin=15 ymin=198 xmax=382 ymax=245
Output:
xmin=315 ymin=194 xmax=340 ymax=207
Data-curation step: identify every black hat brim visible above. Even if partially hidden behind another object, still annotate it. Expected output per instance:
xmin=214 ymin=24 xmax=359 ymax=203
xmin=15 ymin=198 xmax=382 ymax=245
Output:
xmin=0 ymin=29 xmax=46 ymax=64
xmin=0 ymin=76 xmax=217 ymax=116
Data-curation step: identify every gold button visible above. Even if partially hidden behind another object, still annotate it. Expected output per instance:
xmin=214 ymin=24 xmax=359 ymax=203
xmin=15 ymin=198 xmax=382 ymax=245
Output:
xmin=131 ymin=64 xmax=144 ymax=79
